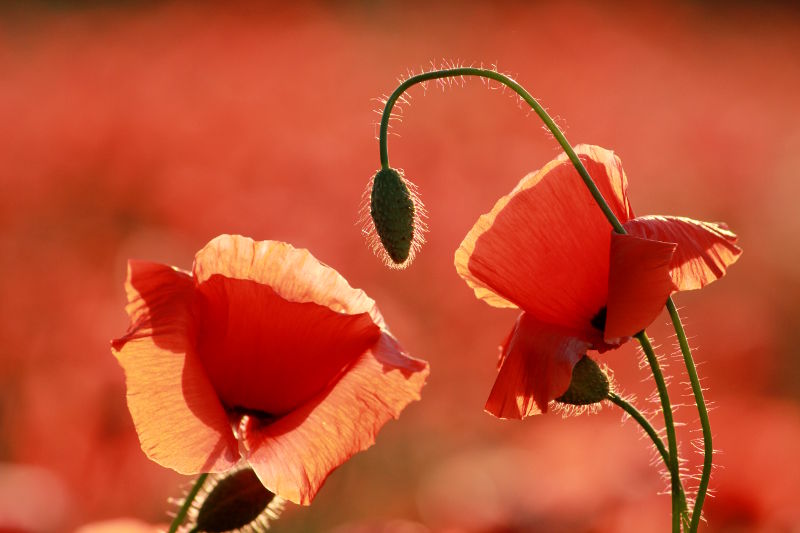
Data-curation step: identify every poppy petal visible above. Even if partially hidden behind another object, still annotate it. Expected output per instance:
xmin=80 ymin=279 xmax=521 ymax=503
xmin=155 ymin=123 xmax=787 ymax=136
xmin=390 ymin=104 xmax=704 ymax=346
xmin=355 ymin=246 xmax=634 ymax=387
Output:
xmin=605 ymin=233 xmax=677 ymax=341
xmin=194 ymin=275 xmax=381 ymax=417
xmin=485 ymin=313 xmax=590 ymax=418
xmin=111 ymin=261 xmax=239 ymax=474
xmin=240 ymin=333 xmax=429 ymax=505
xmin=191 ymin=235 xmax=383 ymax=417
xmin=623 ymin=215 xmax=742 ymax=290
xmin=455 ymin=145 xmax=635 ymax=332
xmin=194 ymin=235 xmax=382 ymax=323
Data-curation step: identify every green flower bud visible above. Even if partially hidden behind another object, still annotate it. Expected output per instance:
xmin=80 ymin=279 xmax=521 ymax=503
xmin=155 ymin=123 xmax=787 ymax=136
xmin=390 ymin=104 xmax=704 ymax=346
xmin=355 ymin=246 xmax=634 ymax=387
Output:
xmin=556 ymin=356 xmax=610 ymax=406
xmin=186 ymin=467 xmax=283 ymax=532
xmin=362 ymin=167 xmax=426 ymax=269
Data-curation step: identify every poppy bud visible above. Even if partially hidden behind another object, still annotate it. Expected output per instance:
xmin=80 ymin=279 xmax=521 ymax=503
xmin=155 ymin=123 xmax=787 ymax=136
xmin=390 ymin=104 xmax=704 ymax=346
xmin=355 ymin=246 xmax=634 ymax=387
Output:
xmin=364 ymin=167 xmax=426 ymax=268
xmin=187 ymin=467 xmax=284 ymax=532
xmin=556 ymin=356 xmax=610 ymax=406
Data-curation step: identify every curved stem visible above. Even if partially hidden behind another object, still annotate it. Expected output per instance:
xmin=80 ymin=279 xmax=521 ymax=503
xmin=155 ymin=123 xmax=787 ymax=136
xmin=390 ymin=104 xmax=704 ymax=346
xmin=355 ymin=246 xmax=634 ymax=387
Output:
xmin=378 ymin=68 xmax=625 ymax=233
xmin=168 ymin=473 xmax=208 ymax=533
xmin=668 ymin=298 xmax=711 ymax=532
xmin=609 ymin=391 xmax=689 ymax=528
xmin=637 ymin=332 xmax=687 ymax=532
xmin=608 ymin=391 xmax=669 ymax=465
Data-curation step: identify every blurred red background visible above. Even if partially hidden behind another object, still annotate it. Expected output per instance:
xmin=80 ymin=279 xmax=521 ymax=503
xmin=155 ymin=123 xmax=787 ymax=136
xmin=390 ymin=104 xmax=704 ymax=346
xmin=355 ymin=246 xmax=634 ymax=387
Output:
xmin=1 ymin=1 xmax=799 ymax=532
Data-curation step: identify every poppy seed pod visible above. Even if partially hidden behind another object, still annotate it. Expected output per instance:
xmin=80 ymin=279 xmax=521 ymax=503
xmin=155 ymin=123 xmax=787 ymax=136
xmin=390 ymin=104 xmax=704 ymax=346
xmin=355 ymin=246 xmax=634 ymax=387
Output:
xmin=556 ymin=356 xmax=609 ymax=406
xmin=365 ymin=167 xmax=426 ymax=268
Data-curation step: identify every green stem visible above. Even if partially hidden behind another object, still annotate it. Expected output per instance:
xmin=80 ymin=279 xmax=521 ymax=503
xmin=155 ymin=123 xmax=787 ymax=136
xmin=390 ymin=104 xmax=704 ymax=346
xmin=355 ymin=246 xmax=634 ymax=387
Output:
xmin=168 ymin=473 xmax=208 ymax=533
xmin=378 ymin=68 xmax=625 ymax=233
xmin=668 ymin=298 xmax=711 ymax=532
xmin=637 ymin=332 xmax=687 ymax=532
xmin=608 ymin=391 xmax=669 ymax=465
xmin=608 ymin=391 xmax=689 ymax=528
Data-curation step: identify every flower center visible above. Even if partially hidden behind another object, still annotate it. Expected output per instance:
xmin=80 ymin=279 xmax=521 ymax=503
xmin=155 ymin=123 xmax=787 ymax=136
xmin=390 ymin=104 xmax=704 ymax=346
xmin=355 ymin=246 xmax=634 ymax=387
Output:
xmin=590 ymin=306 xmax=607 ymax=332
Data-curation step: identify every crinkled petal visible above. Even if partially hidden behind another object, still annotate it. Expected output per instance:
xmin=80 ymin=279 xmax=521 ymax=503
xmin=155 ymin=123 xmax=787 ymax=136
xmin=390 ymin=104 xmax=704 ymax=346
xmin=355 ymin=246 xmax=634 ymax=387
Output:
xmin=111 ymin=261 xmax=238 ymax=474
xmin=455 ymin=145 xmax=635 ymax=332
xmin=194 ymin=235 xmax=383 ymax=325
xmin=485 ymin=313 xmax=590 ymax=419
xmin=194 ymin=274 xmax=381 ymax=416
xmin=605 ymin=233 xmax=677 ymax=341
xmin=240 ymin=333 xmax=428 ymax=505
xmin=624 ymin=215 xmax=742 ymax=291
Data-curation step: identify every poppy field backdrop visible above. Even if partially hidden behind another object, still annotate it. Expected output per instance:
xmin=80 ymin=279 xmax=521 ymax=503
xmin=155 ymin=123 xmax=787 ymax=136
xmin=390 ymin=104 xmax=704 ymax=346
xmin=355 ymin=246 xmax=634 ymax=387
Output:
xmin=1 ymin=1 xmax=799 ymax=532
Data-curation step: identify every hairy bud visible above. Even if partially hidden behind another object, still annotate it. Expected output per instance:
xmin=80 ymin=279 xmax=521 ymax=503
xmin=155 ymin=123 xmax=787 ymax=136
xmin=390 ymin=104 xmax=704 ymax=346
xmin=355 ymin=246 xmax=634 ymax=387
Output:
xmin=184 ymin=467 xmax=283 ymax=532
xmin=556 ymin=356 xmax=610 ymax=406
xmin=361 ymin=167 xmax=426 ymax=269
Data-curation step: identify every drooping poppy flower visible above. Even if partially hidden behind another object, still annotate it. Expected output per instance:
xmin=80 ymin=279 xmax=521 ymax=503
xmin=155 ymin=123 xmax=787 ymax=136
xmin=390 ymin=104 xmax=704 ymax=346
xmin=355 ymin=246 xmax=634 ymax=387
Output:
xmin=111 ymin=235 xmax=429 ymax=505
xmin=455 ymin=145 xmax=741 ymax=419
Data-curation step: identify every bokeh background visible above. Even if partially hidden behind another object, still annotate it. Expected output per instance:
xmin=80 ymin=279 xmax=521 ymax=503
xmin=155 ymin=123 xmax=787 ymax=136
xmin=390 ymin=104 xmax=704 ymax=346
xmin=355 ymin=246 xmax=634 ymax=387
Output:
xmin=2 ymin=1 xmax=799 ymax=532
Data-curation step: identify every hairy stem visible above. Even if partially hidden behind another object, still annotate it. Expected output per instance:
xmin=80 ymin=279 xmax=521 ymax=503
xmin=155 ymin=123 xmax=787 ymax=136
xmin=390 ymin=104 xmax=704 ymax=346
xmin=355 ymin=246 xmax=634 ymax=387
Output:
xmin=668 ymin=298 xmax=712 ymax=532
xmin=636 ymin=332 xmax=688 ymax=531
xmin=168 ymin=473 xmax=208 ymax=533
xmin=379 ymin=68 xmax=625 ymax=233
xmin=608 ymin=390 xmax=689 ymax=528
xmin=608 ymin=391 xmax=669 ymax=464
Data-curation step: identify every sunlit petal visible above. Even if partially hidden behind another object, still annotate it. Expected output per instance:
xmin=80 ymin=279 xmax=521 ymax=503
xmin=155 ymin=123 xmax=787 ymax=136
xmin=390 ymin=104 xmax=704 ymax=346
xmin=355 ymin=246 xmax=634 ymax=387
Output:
xmin=241 ymin=333 xmax=428 ymax=505
xmin=194 ymin=235 xmax=382 ymax=323
xmin=605 ymin=233 xmax=677 ymax=340
xmin=111 ymin=261 xmax=238 ymax=474
xmin=624 ymin=215 xmax=742 ymax=290
xmin=485 ymin=313 xmax=590 ymax=418
xmin=194 ymin=274 xmax=381 ymax=416
xmin=456 ymin=145 xmax=634 ymax=332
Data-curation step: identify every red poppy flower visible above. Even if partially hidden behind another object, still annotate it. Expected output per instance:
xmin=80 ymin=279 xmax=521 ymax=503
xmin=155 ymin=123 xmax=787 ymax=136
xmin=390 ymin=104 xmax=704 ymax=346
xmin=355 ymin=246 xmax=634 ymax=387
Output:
xmin=111 ymin=235 xmax=428 ymax=504
xmin=455 ymin=145 xmax=741 ymax=419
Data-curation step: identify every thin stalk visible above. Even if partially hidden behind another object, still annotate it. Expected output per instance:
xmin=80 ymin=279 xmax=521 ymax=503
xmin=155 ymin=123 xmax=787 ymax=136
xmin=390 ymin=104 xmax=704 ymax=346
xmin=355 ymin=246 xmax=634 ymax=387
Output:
xmin=608 ymin=391 xmax=669 ymax=465
xmin=668 ymin=298 xmax=712 ymax=532
xmin=378 ymin=68 xmax=625 ymax=233
xmin=608 ymin=391 xmax=689 ymax=529
xmin=168 ymin=473 xmax=208 ymax=533
xmin=637 ymin=332 xmax=687 ymax=532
